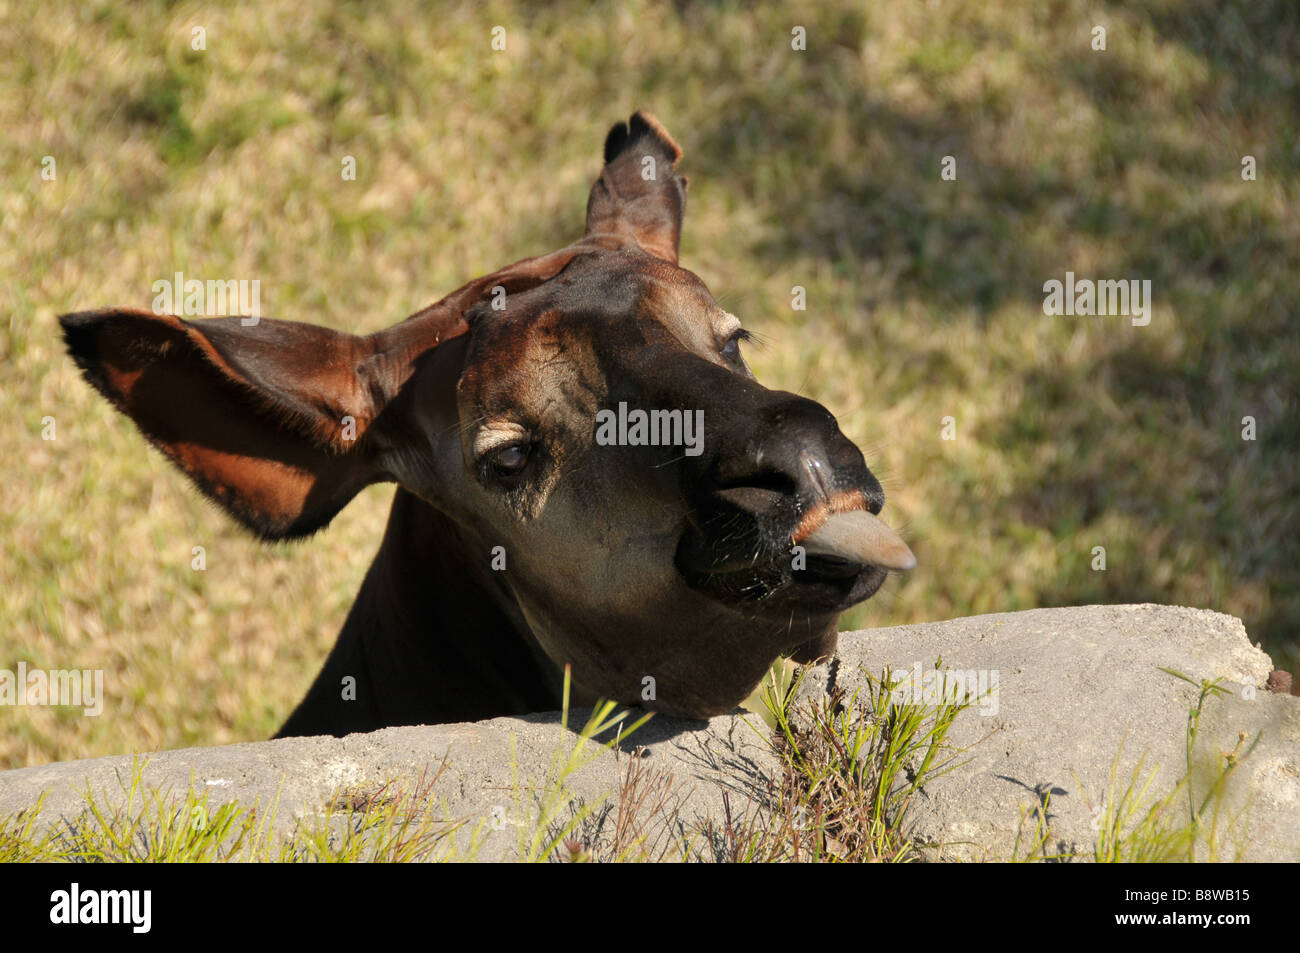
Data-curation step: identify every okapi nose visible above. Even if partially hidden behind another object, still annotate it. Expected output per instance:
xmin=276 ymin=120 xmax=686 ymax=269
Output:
xmin=715 ymin=396 xmax=885 ymax=514
xmin=699 ymin=394 xmax=915 ymax=573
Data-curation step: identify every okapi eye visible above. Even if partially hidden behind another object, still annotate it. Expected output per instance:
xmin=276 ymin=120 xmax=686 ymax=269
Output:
xmin=488 ymin=444 xmax=530 ymax=476
xmin=720 ymin=329 xmax=751 ymax=366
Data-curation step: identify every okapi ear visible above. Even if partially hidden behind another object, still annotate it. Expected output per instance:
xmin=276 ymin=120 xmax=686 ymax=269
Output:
xmin=60 ymin=308 xmax=394 ymax=540
xmin=584 ymin=111 xmax=688 ymax=263
xmin=60 ymin=250 xmax=584 ymax=540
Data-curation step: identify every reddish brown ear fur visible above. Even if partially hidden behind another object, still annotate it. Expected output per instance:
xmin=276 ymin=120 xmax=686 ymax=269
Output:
xmin=59 ymin=254 xmax=584 ymax=539
xmin=584 ymin=111 xmax=688 ymax=263
xmin=60 ymin=308 xmax=388 ymax=539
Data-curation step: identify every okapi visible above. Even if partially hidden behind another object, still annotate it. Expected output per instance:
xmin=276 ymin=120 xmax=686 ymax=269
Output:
xmin=60 ymin=112 xmax=915 ymax=738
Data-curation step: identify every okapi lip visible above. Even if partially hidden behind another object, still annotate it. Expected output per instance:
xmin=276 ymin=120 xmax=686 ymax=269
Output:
xmin=674 ymin=553 xmax=888 ymax=616
xmin=799 ymin=552 xmax=863 ymax=581
xmin=673 ymin=519 xmax=889 ymax=615
xmin=789 ymin=490 xmax=873 ymax=543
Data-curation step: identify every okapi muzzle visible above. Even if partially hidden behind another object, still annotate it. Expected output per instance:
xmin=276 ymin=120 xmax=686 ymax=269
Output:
xmin=60 ymin=112 xmax=915 ymax=735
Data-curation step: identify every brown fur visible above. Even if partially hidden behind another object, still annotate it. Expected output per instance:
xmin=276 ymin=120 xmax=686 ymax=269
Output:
xmin=62 ymin=112 xmax=904 ymax=735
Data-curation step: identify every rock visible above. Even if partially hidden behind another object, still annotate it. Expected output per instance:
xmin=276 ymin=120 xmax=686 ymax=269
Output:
xmin=823 ymin=604 xmax=1299 ymax=862
xmin=0 ymin=709 xmax=779 ymax=862
xmin=0 ymin=604 xmax=1295 ymax=861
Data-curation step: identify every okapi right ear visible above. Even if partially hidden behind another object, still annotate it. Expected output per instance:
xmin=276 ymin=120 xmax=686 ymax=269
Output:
xmin=60 ymin=308 xmax=398 ymax=540
xmin=584 ymin=111 xmax=688 ymax=264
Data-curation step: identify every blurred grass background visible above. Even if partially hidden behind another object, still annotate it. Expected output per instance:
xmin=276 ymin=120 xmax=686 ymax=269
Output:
xmin=1 ymin=0 xmax=1296 ymax=768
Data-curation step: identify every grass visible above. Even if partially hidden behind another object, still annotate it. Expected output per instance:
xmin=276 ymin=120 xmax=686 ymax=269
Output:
xmin=696 ymin=659 xmax=976 ymax=861
xmin=0 ymin=756 xmax=476 ymax=862
xmin=1011 ymin=668 xmax=1264 ymax=862
xmin=2 ymin=0 xmax=1298 ymax=769
xmin=1088 ymin=671 xmax=1261 ymax=863
xmin=510 ymin=666 xmax=655 ymax=862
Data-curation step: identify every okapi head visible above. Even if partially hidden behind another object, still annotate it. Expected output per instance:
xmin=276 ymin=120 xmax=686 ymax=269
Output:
xmin=61 ymin=112 xmax=914 ymax=736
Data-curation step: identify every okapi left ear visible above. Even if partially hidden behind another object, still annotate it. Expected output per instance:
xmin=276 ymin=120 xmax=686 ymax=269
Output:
xmin=59 ymin=251 xmax=584 ymax=540
xmin=60 ymin=308 xmax=396 ymax=541
xmin=584 ymin=111 xmax=688 ymax=263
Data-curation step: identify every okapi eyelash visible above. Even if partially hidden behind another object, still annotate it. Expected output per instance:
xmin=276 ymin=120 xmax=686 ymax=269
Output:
xmin=732 ymin=328 xmax=769 ymax=350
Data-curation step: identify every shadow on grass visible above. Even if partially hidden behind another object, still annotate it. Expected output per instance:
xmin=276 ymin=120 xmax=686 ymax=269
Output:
xmin=662 ymin=1 xmax=1300 ymax=667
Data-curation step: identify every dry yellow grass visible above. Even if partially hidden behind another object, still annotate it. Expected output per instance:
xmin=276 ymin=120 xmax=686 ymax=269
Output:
xmin=2 ymin=0 xmax=1296 ymax=768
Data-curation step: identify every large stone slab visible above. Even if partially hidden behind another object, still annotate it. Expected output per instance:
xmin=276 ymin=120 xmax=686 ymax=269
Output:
xmin=0 ymin=604 xmax=1295 ymax=861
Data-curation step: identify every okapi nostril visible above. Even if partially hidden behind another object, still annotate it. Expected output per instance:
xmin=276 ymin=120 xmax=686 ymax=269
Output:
xmin=799 ymin=449 xmax=832 ymax=503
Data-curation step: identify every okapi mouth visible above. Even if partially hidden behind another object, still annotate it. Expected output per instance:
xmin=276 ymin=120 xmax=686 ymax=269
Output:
xmin=674 ymin=491 xmax=913 ymax=615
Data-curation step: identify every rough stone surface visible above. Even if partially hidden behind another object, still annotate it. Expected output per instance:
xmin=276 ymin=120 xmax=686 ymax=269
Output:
xmin=826 ymin=604 xmax=1299 ymax=861
xmin=1 ymin=604 xmax=1295 ymax=861
xmin=0 ymin=711 xmax=778 ymax=861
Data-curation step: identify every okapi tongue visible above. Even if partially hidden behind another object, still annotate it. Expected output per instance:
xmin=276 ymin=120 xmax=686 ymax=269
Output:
xmin=801 ymin=511 xmax=917 ymax=572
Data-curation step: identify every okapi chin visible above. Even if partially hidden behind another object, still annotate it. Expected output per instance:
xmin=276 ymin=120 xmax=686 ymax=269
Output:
xmin=61 ymin=111 xmax=915 ymax=737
